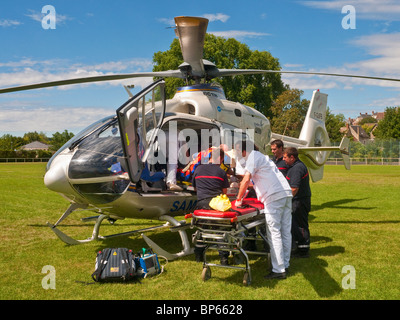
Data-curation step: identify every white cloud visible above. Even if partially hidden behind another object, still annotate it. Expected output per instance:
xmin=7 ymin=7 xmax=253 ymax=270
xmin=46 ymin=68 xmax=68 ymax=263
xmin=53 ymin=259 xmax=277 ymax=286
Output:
xmin=25 ymin=9 xmax=73 ymax=25
xmin=370 ymin=94 xmax=400 ymax=107
xmin=300 ymin=0 xmax=400 ymax=20
xmin=0 ymin=107 xmax=112 ymax=134
xmin=349 ymin=33 xmax=400 ymax=74
xmin=281 ymin=32 xmax=400 ymax=91
xmin=0 ymin=19 xmax=22 ymax=27
xmin=0 ymin=57 xmax=156 ymax=135
xmin=158 ymin=13 xmax=230 ymax=26
xmin=157 ymin=17 xmax=175 ymax=26
xmin=0 ymin=58 xmax=154 ymax=90
xmin=210 ymin=30 xmax=270 ymax=39
xmin=283 ymin=63 xmax=304 ymax=68
xmin=281 ymin=72 xmax=340 ymax=90
xmin=202 ymin=13 xmax=230 ymax=23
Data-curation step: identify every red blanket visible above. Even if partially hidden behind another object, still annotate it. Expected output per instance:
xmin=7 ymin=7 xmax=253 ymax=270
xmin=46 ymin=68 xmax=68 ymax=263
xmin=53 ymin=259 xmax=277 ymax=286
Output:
xmin=192 ymin=198 xmax=264 ymax=218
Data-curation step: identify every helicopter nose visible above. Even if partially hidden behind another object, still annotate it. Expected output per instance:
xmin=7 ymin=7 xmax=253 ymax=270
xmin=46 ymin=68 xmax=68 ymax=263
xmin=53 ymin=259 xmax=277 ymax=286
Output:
xmin=44 ymin=156 xmax=74 ymax=195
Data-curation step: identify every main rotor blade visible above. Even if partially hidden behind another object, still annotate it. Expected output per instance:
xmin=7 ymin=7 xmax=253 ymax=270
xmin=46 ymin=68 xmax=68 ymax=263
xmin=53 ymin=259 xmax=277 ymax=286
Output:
xmin=0 ymin=70 xmax=183 ymax=94
xmin=175 ymin=16 xmax=208 ymax=78
xmin=216 ymin=69 xmax=400 ymax=82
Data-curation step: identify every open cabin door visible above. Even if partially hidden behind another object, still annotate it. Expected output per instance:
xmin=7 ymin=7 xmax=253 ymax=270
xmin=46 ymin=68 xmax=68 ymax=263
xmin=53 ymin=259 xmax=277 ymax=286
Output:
xmin=117 ymin=79 xmax=166 ymax=183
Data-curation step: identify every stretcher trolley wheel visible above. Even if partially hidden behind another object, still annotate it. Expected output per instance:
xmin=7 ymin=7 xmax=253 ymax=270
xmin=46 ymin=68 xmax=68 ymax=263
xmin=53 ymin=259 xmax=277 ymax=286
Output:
xmin=201 ymin=266 xmax=211 ymax=281
xmin=243 ymin=272 xmax=251 ymax=286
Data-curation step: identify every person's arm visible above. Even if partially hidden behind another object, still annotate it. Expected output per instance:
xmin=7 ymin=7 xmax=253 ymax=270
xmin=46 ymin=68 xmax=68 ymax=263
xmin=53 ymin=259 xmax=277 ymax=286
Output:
xmin=291 ymin=187 xmax=299 ymax=197
xmin=237 ymin=172 xmax=251 ymax=201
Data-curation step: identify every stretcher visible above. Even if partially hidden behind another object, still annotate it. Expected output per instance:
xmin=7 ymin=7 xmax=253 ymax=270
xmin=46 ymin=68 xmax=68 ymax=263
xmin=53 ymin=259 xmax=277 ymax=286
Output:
xmin=185 ymin=198 xmax=269 ymax=286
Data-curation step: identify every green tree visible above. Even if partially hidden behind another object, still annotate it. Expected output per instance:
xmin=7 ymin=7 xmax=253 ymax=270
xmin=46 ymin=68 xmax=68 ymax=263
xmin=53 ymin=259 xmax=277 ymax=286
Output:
xmin=23 ymin=131 xmax=49 ymax=144
xmin=50 ymin=130 xmax=74 ymax=151
xmin=373 ymin=107 xmax=400 ymax=140
xmin=359 ymin=116 xmax=377 ymax=125
xmin=153 ymin=34 xmax=286 ymax=118
xmin=0 ymin=134 xmax=24 ymax=151
xmin=325 ymin=108 xmax=346 ymax=142
xmin=270 ymin=88 xmax=309 ymax=137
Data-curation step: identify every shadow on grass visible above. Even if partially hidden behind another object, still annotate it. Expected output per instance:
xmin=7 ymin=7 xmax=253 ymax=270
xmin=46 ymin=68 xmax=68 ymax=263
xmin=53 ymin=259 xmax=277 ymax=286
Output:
xmin=288 ymin=241 xmax=345 ymax=298
xmin=213 ymin=235 xmax=346 ymax=298
xmin=311 ymin=198 xmax=374 ymax=212
xmin=312 ymin=220 xmax=400 ymax=224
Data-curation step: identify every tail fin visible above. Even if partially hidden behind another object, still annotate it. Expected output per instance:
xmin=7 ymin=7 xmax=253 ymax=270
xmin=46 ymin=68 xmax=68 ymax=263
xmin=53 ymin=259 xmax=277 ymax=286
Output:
xmin=297 ymin=90 xmax=351 ymax=181
xmin=297 ymin=90 xmax=331 ymax=181
xmin=271 ymin=89 xmax=350 ymax=182
xmin=298 ymin=89 xmax=329 ymax=147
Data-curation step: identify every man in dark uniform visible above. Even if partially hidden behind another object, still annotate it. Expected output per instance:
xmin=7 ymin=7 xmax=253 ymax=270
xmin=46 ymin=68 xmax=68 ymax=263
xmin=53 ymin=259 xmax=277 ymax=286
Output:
xmin=270 ymin=139 xmax=289 ymax=176
xmin=192 ymin=147 xmax=230 ymax=264
xmin=283 ymin=147 xmax=311 ymax=258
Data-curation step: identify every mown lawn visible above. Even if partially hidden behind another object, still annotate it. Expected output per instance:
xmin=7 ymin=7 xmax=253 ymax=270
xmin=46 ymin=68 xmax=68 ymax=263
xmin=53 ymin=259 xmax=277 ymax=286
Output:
xmin=0 ymin=163 xmax=399 ymax=300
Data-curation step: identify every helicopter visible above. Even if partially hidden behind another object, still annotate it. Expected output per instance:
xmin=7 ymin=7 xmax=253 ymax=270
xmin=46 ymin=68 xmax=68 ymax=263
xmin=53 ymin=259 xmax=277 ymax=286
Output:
xmin=1 ymin=16 xmax=398 ymax=260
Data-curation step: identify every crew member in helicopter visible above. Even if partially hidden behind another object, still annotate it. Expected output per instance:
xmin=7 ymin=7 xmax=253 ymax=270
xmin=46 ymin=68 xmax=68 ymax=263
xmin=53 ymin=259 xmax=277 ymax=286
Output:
xmin=147 ymin=123 xmax=186 ymax=192
xmin=192 ymin=147 xmax=230 ymax=265
xmin=165 ymin=126 xmax=185 ymax=191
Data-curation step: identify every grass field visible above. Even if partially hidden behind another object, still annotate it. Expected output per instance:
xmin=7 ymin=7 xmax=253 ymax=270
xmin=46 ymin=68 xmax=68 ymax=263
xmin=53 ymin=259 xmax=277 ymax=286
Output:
xmin=0 ymin=163 xmax=399 ymax=300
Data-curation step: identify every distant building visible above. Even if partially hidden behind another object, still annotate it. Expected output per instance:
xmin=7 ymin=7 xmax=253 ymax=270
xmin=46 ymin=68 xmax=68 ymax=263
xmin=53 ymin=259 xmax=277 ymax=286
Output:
xmin=20 ymin=141 xmax=51 ymax=151
xmin=353 ymin=111 xmax=384 ymax=125
xmin=371 ymin=111 xmax=385 ymax=121
xmin=341 ymin=123 xmax=371 ymax=144
xmin=342 ymin=110 xmax=385 ymax=143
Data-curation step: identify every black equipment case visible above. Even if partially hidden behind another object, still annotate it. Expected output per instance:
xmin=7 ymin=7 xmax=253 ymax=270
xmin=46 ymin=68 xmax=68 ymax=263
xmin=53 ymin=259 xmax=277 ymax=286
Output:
xmin=92 ymin=248 xmax=136 ymax=282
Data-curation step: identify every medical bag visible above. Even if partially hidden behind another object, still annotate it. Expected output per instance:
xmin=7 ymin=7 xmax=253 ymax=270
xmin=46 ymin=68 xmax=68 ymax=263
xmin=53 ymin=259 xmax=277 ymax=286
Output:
xmin=91 ymin=248 xmax=136 ymax=282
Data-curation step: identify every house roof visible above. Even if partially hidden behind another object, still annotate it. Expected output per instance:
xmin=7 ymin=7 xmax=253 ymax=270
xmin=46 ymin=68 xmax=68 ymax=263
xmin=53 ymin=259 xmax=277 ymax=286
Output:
xmin=21 ymin=141 xmax=50 ymax=150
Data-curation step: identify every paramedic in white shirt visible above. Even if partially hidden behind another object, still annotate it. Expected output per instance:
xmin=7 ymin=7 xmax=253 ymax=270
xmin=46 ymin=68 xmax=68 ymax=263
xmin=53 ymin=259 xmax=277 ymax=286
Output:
xmin=236 ymin=140 xmax=292 ymax=280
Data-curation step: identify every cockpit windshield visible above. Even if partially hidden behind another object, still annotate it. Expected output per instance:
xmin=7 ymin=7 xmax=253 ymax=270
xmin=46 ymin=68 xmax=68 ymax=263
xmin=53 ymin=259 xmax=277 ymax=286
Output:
xmin=68 ymin=117 xmax=125 ymax=180
xmin=67 ymin=116 xmax=130 ymax=203
xmin=46 ymin=115 xmax=115 ymax=171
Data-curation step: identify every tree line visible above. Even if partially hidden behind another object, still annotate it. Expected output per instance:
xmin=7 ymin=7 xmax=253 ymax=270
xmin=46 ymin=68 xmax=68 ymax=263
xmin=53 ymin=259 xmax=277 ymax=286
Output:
xmin=0 ymin=130 xmax=74 ymax=158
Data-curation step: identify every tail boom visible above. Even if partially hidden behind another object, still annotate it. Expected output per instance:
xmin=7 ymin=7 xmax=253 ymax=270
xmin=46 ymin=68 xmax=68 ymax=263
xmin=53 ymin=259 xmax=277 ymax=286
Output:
xmin=271 ymin=90 xmax=350 ymax=182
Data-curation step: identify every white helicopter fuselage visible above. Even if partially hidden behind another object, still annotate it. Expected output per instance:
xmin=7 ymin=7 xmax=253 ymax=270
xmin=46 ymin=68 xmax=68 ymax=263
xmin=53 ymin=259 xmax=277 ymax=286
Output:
xmin=44 ymin=83 xmax=271 ymax=220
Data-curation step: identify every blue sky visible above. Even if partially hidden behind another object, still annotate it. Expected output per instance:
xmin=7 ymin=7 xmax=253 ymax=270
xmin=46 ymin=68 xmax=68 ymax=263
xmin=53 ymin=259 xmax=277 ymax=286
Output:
xmin=1 ymin=0 xmax=400 ymax=137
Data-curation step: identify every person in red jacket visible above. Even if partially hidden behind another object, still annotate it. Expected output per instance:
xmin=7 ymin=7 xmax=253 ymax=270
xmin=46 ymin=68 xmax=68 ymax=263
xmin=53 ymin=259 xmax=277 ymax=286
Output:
xmin=192 ymin=147 xmax=230 ymax=264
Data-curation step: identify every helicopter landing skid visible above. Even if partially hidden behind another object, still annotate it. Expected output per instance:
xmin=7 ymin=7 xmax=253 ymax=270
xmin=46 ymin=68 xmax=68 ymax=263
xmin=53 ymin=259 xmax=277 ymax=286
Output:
xmin=47 ymin=210 xmax=194 ymax=260
xmin=47 ymin=213 xmax=169 ymax=245
xmin=141 ymin=215 xmax=194 ymax=261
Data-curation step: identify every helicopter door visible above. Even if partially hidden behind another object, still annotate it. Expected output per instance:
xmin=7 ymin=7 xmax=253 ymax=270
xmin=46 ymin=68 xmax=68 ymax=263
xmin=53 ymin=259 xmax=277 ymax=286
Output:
xmin=117 ymin=79 xmax=166 ymax=182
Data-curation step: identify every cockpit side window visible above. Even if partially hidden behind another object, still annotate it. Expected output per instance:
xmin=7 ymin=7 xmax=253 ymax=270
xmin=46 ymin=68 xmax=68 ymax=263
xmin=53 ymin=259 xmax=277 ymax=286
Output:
xmin=68 ymin=118 xmax=126 ymax=180
xmin=67 ymin=117 xmax=130 ymax=203
xmin=46 ymin=115 xmax=115 ymax=171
